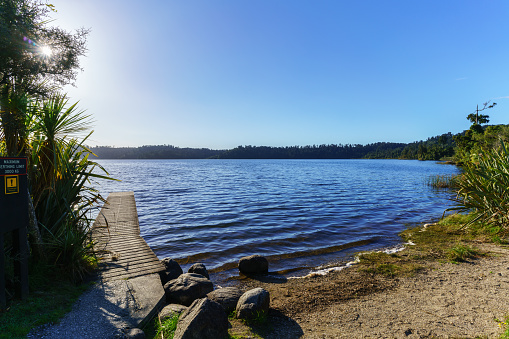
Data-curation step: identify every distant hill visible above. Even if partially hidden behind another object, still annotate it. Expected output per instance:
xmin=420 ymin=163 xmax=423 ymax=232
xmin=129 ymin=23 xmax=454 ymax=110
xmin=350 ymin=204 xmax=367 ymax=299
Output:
xmin=89 ymin=145 xmax=224 ymax=159
xmin=89 ymin=132 xmax=456 ymax=161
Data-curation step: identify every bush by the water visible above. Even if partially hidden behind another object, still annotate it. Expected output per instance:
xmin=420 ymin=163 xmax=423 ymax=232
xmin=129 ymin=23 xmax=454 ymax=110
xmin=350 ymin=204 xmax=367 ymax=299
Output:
xmin=451 ymin=141 xmax=509 ymax=232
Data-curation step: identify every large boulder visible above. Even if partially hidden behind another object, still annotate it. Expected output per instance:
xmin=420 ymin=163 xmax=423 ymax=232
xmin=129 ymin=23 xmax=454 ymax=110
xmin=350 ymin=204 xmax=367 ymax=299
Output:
xmin=236 ymin=287 xmax=270 ymax=320
xmin=160 ymin=257 xmax=183 ymax=285
xmin=206 ymin=287 xmax=243 ymax=314
xmin=188 ymin=263 xmax=209 ymax=279
xmin=238 ymin=255 xmax=269 ymax=275
xmin=164 ymin=273 xmax=214 ymax=306
xmin=159 ymin=304 xmax=188 ymax=323
xmin=173 ymin=298 xmax=229 ymax=339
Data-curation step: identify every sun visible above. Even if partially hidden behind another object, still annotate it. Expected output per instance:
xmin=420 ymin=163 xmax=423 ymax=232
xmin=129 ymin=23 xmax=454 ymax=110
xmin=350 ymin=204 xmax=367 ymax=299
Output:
xmin=40 ymin=45 xmax=52 ymax=57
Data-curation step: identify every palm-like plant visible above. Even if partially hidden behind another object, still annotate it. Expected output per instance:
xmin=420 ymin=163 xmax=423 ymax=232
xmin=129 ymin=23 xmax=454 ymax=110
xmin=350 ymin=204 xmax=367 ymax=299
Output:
xmin=1 ymin=89 xmax=113 ymax=280
xmin=451 ymin=141 xmax=509 ymax=230
xmin=28 ymin=95 xmax=112 ymax=280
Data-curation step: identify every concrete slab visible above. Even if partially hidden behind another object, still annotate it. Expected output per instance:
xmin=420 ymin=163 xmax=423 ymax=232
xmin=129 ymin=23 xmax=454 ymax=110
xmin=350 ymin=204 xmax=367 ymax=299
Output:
xmin=123 ymin=273 xmax=166 ymax=329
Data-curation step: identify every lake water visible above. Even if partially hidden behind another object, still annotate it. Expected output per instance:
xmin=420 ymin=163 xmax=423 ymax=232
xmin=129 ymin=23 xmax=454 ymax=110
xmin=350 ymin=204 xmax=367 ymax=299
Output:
xmin=93 ymin=159 xmax=459 ymax=282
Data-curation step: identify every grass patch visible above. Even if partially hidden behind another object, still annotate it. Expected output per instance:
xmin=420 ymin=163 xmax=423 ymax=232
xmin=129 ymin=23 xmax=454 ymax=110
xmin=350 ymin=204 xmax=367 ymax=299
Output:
xmin=0 ymin=263 xmax=92 ymax=339
xmin=358 ymin=252 xmax=423 ymax=278
xmin=153 ymin=313 xmax=179 ymax=339
xmin=448 ymin=244 xmax=480 ymax=263
xmin=496 ymin=315 xmax=509 ymax=339
xmin=357 ymin=212 xmax=497 ymax=278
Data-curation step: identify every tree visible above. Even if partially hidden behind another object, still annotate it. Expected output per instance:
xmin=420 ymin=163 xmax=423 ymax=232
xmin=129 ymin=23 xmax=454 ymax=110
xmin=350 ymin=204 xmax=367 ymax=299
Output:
xmin=0 ymin=0 xmax=89 ymax=260
xmin=0 ymin=0 xmax=89 ymax=96
xmin=466 ymin=101 xmax=497 ymax=128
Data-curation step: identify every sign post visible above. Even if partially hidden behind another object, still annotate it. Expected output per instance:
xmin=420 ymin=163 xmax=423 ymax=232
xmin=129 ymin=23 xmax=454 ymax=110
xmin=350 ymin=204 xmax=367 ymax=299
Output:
xmin=0 ymin=157 xmax=29 ymax=309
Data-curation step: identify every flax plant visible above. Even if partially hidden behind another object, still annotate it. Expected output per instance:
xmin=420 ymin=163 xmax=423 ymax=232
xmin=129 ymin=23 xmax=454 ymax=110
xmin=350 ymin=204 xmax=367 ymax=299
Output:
xmin=28 ymin=95 xmax=111 ymax=280
xmin=450 ymin=141 xmax=509 ymax=231
xmin=1 ymin=89 xmax=112 ymax=281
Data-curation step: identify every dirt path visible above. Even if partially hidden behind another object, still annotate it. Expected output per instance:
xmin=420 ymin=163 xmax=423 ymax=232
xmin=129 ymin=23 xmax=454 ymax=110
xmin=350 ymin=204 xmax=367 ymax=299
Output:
xmin=232 ymin=244 xmax=509 ymax=338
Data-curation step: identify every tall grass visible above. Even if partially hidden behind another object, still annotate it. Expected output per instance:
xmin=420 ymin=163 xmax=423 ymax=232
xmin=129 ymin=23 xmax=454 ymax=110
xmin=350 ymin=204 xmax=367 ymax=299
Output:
xmin=450 ymin=142 xmax=509 ymax=230
xmin=425 ymin=174 xmax=461 ymax=189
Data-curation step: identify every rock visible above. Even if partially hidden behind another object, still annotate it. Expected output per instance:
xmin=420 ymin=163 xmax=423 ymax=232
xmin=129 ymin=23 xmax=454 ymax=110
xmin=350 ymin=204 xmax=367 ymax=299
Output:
xmin=164 ymin=273 xmax=214 ymax=306
xmin=125 ymin=328 xmax=145 ymax=339
xmin=160 ymin=257 xmax=184 ymax=285
xmin=207 ymin=287 xmax=244 ymax=314
xmin=173 ymin=298 xmax=228 ymax=339
xmin=159 ymin=304 xmax=188 ymax=323
xmin=236 ymin=287 xmax=270 ymax=320
xmin=188 ymin=263 xmax=209 ymax=279
xmin=238 ymin=255 xmax=269 ymax=275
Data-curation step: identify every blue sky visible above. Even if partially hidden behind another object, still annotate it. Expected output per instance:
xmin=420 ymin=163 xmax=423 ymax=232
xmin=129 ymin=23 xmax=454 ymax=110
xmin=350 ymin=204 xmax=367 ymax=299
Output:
xmin=50 ymin=0 xmax=509 ymax=149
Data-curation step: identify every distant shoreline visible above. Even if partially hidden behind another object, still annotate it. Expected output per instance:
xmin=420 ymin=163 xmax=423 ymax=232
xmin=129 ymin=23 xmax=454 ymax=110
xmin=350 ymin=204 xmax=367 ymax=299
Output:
xmin=89 ymin=131 xmax=456 ymax=161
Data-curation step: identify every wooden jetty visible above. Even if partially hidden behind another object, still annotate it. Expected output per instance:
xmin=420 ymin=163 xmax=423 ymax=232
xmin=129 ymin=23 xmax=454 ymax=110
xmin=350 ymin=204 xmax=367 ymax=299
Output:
xmin=92 ymin=192 xmax=164 ymax=281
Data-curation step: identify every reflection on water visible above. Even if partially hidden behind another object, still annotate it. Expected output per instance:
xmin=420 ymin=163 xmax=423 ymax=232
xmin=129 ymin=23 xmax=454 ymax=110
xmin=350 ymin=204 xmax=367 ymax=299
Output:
xmin=94 ymin=159 xmax=458 ymax=280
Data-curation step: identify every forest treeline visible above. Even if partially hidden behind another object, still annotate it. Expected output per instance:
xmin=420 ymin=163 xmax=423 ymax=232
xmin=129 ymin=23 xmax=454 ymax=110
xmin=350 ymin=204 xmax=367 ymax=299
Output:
xmin=89 ymin=131 xmax=458 ymax=160
xmin=90 ymin=145 xmax=222 ymax=159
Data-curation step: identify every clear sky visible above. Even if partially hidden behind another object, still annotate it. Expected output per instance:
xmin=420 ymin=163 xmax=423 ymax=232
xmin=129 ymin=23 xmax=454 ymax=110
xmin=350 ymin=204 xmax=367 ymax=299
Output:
xmin=49 ymin=0 xmax=509 ymax=149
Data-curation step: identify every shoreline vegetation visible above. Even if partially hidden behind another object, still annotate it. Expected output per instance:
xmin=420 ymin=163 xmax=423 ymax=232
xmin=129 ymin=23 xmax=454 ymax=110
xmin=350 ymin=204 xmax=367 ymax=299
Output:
xmin=224 ymin=213 xmax=509 ymax=338
xmin=89 ymin=123 xmax=509 ymax=162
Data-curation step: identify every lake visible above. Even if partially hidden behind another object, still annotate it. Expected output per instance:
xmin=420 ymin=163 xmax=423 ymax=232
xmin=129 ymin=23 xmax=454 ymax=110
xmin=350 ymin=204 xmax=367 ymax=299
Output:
xmin=93 ymin=159 xmax=459 ymax=283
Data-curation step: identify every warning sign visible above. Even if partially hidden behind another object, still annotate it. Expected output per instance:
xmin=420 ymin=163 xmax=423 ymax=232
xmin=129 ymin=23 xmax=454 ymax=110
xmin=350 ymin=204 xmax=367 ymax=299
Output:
xmin=0 ymin=158 xmax=27 ymax=176
xmin=5 ymin=176 xmax=18 ymax=194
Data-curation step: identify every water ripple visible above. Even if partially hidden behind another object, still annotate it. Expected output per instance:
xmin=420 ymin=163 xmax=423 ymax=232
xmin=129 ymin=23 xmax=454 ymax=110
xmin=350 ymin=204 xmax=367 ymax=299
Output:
xmin=95 ymin=159 xmax=459 ymax=277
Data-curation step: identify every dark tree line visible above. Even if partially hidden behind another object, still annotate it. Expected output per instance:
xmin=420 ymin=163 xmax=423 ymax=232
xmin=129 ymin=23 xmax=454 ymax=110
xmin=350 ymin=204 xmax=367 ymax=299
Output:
xmin=90 ymin=145 xmax=225 ymax=159
xmin=89 ymin=132 xmax=456 ymax=161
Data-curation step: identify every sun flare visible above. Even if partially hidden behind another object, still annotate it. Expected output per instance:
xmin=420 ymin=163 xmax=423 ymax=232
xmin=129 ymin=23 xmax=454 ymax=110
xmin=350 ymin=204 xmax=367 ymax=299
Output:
xmin=40 ymin=45 xmax=52 ymax=57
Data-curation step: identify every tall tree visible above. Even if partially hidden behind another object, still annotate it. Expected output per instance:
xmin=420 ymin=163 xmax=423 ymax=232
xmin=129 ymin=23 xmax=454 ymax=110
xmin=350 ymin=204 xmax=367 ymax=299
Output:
xmin=0 ymin=0 xmax=89 ymax=97
xmin=466 ymin=101 xmax=497 ymax=132
xmin=0 ymin=0 xmax=89 ymax=259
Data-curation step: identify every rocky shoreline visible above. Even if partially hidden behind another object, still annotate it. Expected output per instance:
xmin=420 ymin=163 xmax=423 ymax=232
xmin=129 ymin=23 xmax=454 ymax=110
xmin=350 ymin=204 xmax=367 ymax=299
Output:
xmin=139 ymin=236 xmax=509 ymax=338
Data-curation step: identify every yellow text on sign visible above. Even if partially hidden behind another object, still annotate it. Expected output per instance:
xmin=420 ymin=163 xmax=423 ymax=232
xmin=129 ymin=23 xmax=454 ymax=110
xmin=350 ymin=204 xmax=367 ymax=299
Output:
xmin=5 ymin=175 xmax=19 ymax=194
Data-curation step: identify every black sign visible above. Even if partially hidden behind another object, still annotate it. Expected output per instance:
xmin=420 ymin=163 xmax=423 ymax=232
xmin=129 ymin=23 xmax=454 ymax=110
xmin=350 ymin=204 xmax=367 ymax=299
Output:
xmin=0 ymin=157 xmax=29 ymax=307
xmin=0 ymin=158 xmax=28 ymax=233
xmin=0 ymin=158 xmax=27 ymax=176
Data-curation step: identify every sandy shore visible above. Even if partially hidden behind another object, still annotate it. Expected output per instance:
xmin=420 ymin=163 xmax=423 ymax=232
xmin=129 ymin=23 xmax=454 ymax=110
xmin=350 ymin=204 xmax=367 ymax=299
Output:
xmin=230 ymin=243 xmax=509 ymax=338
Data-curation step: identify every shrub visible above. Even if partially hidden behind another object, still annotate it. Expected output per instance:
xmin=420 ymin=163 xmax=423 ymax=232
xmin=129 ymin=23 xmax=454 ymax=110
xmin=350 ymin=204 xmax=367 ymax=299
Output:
xmin=450 ymin=141 xmax=509 ymax=229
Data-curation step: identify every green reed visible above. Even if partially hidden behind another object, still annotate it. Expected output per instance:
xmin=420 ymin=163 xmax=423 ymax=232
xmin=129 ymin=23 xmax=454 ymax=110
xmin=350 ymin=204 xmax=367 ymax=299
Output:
xmin=425 ymin=174 xmax=461 ymax=189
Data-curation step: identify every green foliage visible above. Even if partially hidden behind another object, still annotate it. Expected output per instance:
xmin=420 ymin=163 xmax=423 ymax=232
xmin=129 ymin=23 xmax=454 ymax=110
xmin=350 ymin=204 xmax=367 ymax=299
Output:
xmin=1 ymin=91 xmax=112 ymax=287
xmin=451 ymin=142 xmax=509 ymax=230
xmin=497 ymin=315 xmax=509 ymax=339
xmin=0 ymin=0 xmax=89 ymax=96
xmin=358 ymin=251 xmax=423 ymax=278
xmin=447 ymin=244 xmax=479 ymax=263
xmin=154 ymin=313 xmax=179 ymax=339
xmin=466 ymin=102 xmax=496 ymax=126
xmin=453 ymin=125 xmax=509 ymax=165
xmin=425 ymin=174 xmax=461 ymax=189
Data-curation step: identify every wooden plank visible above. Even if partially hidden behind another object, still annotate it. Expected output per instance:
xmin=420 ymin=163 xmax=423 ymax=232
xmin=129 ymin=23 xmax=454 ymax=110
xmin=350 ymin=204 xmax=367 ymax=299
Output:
xmin=91 ymin=192 xmax=164 ymax=282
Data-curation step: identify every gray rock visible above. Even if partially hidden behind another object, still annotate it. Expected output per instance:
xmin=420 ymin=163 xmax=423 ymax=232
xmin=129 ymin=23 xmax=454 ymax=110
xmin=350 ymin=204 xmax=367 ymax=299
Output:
xmin=173 ymin=298 xmax=228 ymax=339
xmin=159 ymin=304 xmax=188 ymax=323
xmin=207 ymin=287 xmax=243 ymax=314
xmin=236 ymin=287 xmax=270 ymax=320
xmin=160 ymin=257 xmax=184 ymax=285
xmin=238 ymin=255 xmax=269 ymax=275
xmin=164 ymin=273 xmax=214 ymax=306
xmin=125 ymin=328 xmax=145 ymax=339
xmin=188 ymin=263 xmax=209 ymax=279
